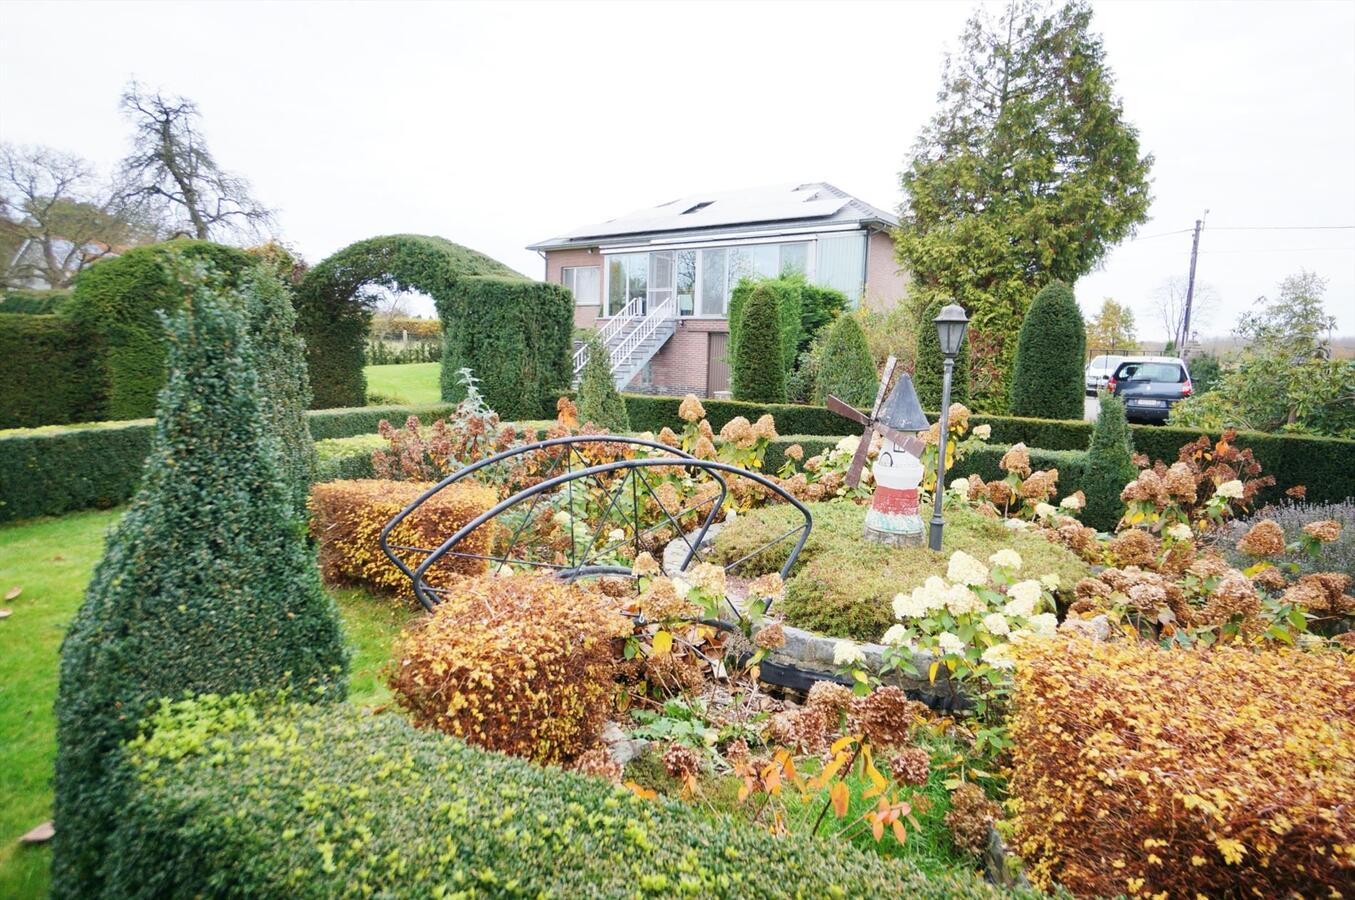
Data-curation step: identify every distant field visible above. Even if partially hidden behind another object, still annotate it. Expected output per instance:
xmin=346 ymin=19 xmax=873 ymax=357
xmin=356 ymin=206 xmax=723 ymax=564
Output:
xmin=363 ymin=362 xmax=441 ymax=405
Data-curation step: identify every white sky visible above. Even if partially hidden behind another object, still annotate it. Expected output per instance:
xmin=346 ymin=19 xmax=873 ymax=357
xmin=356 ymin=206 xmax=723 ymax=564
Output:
xmin=2 ymin=0 xmax=1352 ymax=337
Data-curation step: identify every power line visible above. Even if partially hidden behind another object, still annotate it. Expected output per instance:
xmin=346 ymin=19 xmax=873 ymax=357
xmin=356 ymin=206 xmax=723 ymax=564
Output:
xmin=1208 ymin=225 xmax=1355 ymax=231
xmin=1199 ymin=246 xmax=1355 ymax=254
xmin=1130 ymin=228 xmax=1194 ymax=241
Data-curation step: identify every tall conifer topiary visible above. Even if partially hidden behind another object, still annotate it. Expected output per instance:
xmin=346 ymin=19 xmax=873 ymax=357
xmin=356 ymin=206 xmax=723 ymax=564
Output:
xmin=577 ymin=333 xmax=630 ymax=432
xmin=1083 ymin=391 xmax=1137 ymax=531
xmin=242 ymin=267 xmax=316 ymax=519
xmin=1010 ymin=281 xmax=1086 ymax=420
xmin=913 ymin=292 xmax=970 ymax=410
xmin=732 ymin=285 xmax=788 ymax=403
xmin=52 ymin=278 xmax=348 ymax=897
xmin=812 ymin=314 xmax=878 ymax=408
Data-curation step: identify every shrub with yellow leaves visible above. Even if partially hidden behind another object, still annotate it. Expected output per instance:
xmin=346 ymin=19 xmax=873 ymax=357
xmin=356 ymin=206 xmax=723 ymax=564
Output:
xmin=309 ymin=479 xmax=498 ymax=594
xmin=1010 ymin=638 xmax=1354 ymax=897
xmin=388 ymin=575 xmax=625 ymax=765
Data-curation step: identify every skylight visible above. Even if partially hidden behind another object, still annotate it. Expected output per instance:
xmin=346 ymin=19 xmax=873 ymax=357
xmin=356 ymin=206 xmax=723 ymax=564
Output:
xmin=681 ymin=201 xmax=714 ymax=215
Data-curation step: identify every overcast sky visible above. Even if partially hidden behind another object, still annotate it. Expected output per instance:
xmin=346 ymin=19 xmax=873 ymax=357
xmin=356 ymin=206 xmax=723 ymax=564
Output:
xmin=2 ymin=0 xmax=1352 ymax=337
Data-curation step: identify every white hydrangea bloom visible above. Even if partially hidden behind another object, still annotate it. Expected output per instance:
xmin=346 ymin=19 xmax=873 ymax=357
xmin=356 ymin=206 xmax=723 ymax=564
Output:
xmin=881 ymin=624 xmax=911 ymax=647
xmin=982 ymin=612 xmax=1010 ymax=635
xmin=981 ymin=643 xmax=1015 ymax=670
xmin=833 ymin=640 xmax=865 ymax=666
xmin=1035 ymin=502 xmax=1057 ymax=519
xmin=945 ymin=584 xmax=985 ymax=617
xmin=1215 ymin=479 xmax=1244 ymax=499
xmin=1007 ymin=627 xmax=1034 ymax=644
xmin=1028 ymin=612 xmax=1059 ymax=636
xmin=671 ymin=577 xmax=693 ymax=598
xmin=973 ymin=424 xmax=992 ymax=439
xmin=1060 ymin=494 xmax=1084 ymax=510
xmin=1040 ymin=574 xmax=1061 ymax=591
xmin=988 ymin=548 xmax=1023 ymax=571
xmin=949 ymin=477 xmax=971 ymax=493
xmin=1006 ymin=580 xmax=1043 ymax=612
xmin=936 ymin=631 xmax=965 ymax=654
xmin=1167 ymin=522 xmax=1193 ymax=541
xmin=946 ymin=550 xmax=989 ymax=586
xmin=1004 ymin=518 xmax=1032 ymax=530
xmin=892 ymin=591 xmax=929 ymax=620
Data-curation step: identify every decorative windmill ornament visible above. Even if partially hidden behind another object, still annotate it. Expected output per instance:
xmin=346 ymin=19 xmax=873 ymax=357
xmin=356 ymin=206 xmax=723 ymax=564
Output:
xmin=826 ymin=357 xmax=931 ymax=546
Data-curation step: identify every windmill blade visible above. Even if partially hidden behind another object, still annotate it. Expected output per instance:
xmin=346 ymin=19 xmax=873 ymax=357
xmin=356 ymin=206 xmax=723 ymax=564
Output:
xmin=845 ymin=426 xmax=873 ymax=487
xmin=874 ymin=357 xmax=898 ymax=415
xmin=825 ymin=395 xmax=870 ymax=426
xmin=878 ymin=427 xmax=928 ymax=459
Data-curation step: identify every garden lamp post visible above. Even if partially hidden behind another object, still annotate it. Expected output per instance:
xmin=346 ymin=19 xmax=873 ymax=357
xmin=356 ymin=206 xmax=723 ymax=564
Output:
xmin=928 ymin=303 xmax=970 ymax=551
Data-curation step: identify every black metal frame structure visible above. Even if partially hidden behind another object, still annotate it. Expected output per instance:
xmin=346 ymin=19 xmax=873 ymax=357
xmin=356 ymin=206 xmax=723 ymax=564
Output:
xmin=379 ymin=435 xmax=812 ymax=613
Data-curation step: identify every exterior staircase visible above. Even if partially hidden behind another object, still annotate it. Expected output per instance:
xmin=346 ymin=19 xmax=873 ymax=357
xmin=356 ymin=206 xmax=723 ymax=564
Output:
xmin=573 ymin=297 xmax=677 ymax=391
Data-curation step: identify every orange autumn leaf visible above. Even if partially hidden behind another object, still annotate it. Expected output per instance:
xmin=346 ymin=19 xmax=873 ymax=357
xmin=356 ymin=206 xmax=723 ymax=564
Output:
xmin=830 ymin=781 xmax=850 ymax=818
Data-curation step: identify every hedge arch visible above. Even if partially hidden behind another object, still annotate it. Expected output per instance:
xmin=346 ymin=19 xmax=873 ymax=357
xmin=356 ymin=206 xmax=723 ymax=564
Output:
xmin=67 ymin=240 xmax=257 ymax=420
xmin=294 ymin=235 xmax=520 ymax=409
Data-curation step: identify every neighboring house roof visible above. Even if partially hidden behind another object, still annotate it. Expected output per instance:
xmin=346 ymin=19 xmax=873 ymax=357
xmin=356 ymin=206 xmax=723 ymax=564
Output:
xmin=528 ymin=182 xmax=898 ymax=251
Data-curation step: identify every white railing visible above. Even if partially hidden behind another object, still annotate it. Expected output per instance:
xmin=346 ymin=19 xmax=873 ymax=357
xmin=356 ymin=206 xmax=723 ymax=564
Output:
xmin=573 ymin=296 xmax=644 ymax=375
xmin=609 ymin=297 xmax=675 ymax=372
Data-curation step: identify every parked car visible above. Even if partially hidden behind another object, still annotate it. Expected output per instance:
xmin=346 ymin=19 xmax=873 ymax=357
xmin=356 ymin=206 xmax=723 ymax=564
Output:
xmin=1108 ymin=357 xmax=1193 ymax=423
xmin=1085 ymin=355 xmax=1127 ymax=394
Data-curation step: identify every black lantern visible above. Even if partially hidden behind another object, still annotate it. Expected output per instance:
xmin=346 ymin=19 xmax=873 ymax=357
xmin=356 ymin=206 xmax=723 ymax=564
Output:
xmin=934 ymin=304 xmax=970 ymax=358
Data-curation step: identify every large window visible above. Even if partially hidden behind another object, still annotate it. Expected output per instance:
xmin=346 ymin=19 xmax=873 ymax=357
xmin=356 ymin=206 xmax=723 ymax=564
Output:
xmin=601 ymin=235 xmax=864 ymax=319
xmin=561 ymin=266 xmax=600 ymax=306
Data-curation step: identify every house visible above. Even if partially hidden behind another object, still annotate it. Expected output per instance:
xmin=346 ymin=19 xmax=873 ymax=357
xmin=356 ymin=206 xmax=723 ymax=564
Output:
xmin=527 ymin=182 xmax=904 ymax=396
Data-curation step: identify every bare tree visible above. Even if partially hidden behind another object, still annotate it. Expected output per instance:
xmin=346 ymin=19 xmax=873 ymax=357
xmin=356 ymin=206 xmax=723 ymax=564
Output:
xmin=0 ymin=143 xmax=150 ymax=289
xmin=116 ymin=81 xmax=275 ymax=242
xmin=1152 ymin=277 xmax=1218 ymax=349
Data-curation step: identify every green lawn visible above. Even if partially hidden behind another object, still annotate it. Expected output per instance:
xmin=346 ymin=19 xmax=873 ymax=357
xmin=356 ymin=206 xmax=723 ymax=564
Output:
xmin=0 ymin=509 xmax=416 ymax=899
xmin=364 ymin=362 xmax=441 ymax=405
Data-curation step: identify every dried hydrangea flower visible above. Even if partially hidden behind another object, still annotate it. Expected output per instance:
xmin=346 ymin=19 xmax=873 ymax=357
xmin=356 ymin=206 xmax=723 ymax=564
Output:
xmin=693 ymin=436 xmax=717 ymax=460
xmin=848 ymin=686 xmax=927 ymax=748
xmin=640 ymin=576 xmax=697 ymax=621
xmin=806 ymin=680 xmax=855 ymax=720
xmin=1302 ymin=519 xmax=1343 ymax=543
xmin=1163 ymin=462 xmax=1199 ymax=503
xmin=754 ymin=623 xmax=786 ymax=650
xmin=657 ymin=426 xmax=680 ymax=447
xmin=1251 ymin=567 xmax=1288 ymax=593
xmin=1000 ymin=443 xmax=1032 ymax=478
xmin=747 ymin=572 xmax=785 ymax=600
xmin=890 ymin=746 xmax=932 ymax=786
xmin=945 ymin=782 xmax=1001 ymax=855
xmin=1237 ymin=520 xmax=1286 ymax=557
xmin=573 ymin=746 xmax=623 ymax=784
xmin=632 ymin=552 xmax=661 ymax=578
xmin=687 ymin=562 xmax=727 ymax=597
xmin=724 ymin=737 xmax=750 ymax=767
xmin=752 ymin=414 xmax=778 ymax=442
xmin=678 ymin=395 xmax=705 ymax=423
xmin=662 ymin=742 xmax=702 ymax=779
xmin=1109 ymin=528 xmax=1157 ymax=567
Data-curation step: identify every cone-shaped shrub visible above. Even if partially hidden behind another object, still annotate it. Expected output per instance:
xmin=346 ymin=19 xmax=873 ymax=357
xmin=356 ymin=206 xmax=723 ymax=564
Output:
xmin=1083 ymin=391 xmax=1137 ymax=531
xmin=732 ymin=285 xmax=788 ymax=403
xmin=1010 ymin=281 xmax=1086 ymax=420
xmin=242 ymin=267 xmax=316 ymax=519
xmin=52 ymin=281 xmax=348 ymax=898
xmin=913 ymin=292 xmax=969 ymax=410
xmin=812 ymin=314 xmax=878 ymax=407
xmin=577 ymin=332 xmax=630 ymax=432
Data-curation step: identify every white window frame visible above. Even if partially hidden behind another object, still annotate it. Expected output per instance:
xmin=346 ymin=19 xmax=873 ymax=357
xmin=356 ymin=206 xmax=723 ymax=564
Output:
xmin=561 ymin=265 xmax=601 ymax=306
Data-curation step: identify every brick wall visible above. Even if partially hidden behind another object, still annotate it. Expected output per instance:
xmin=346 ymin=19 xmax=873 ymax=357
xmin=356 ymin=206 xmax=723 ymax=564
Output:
xmin=628 ymin=319 xmax=729 ymax=396
xmin=544 ymin=247 xmax=605 ymax=328
xmin=863 ymin=230 xmax=908 ymax=312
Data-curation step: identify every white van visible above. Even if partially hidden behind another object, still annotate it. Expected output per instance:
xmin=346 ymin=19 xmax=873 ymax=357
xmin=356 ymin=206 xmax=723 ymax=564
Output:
xmin=1084 ymin=355 xmax=1126 ymax=394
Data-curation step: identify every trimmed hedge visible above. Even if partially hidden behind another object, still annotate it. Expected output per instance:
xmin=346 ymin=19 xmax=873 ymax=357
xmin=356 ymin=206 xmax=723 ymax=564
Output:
xmin=1009 ymin=282 xmax=1085 ymax=421
xmin=107 ymin=697 xmax=1020 ymax=899
xmin=914 ymin=292 xmax=970 ymax=410
xmin=439 ymin=275 xmax=573 ymax=419
xmin=622 ymin=395 xmax=1355 ymax=505
xmin=1 ymin=287 xmax=70 ymax=314
xmin=52 ymin=290 xmax=348 ymax=897
xmin=731 ymin=284 xmax=788 ymax=402
xmin=577 ymin=332 xmax=630 ymax=431
xmin=295 ymin=234 xmax=520 ymax=409
xmin=0 ymin=313 xmax=103 ymax=428
xmin=729 ymin=277 xmax=803 ymax=382
xmin=812 ymin=314 xmax=878 ymax=407
xmin=66 ymin=239 xmax=257 ymax=420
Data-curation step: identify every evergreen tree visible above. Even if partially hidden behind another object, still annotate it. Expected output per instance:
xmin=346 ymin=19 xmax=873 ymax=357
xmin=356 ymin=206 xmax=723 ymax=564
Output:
xmin=812 ymin=314 xmax=878 ymax=408
xmin=1083 ymin=391 xmax=1137 ymax=531
xmin=52 ymin=282 xmax=348 ymax=897
xmin=577 ymin=332 xmax=630 ymax=432
xmin=1010 ymin=281 xmax=1086 ymax=420
xmin=896 ymin=0 xmax=1152 ymax=410
xmin=913 ymin=292 xmax=970 ymax=410
xmin=732 ymin=286 xmax=788 ymax=403
xmin=242 ymin=266 xmax=315 ymax=519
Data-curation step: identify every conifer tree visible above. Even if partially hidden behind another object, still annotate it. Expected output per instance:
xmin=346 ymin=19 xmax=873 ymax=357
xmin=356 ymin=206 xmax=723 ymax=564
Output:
xmin=1083 ymin=391 xmax=1137 ymax=531
xmin=812 ymin=314 xmax=878 ymax=408
xmin=577 ymin=332 xmax=630 ymax=432
xmin=913 ymin=292 xmax=970 ymax=410
xmin=732 ymin=286 xmax=788 ymax=403
xmin=52 ymin=280 xmax=348 ymax=897
xmin=1010 ymin=281 xmax=1086 ymax=420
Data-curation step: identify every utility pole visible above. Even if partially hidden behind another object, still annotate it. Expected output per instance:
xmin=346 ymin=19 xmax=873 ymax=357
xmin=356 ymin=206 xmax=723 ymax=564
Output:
xmin=1177 ymin=211 xmax=1207 ymax=356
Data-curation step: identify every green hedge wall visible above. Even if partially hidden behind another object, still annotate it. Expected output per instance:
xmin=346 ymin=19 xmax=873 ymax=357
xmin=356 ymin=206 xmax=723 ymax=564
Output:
xmin=0 ymin=313 xmax=103 ymax=428
xmin=295 ymin=234 xmax=521 ymax=409
xmin=439 ymin=275 xmax=573 ymax=420
xmin=107 ymin=698 xmax=1018 ymax=899
xmin=623 ymin=395 xmax=1355 ymax=505
xmin=1 ymin=288 xmax=70 ymax=315
xmin=728 ymin=277 xmax=802 ymax=383
xmin=66 ymin=240 xmax=257 ymax=420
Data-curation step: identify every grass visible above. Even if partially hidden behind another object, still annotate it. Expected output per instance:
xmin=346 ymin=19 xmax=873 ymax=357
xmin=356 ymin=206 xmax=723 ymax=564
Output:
xmin=715 ymin=501 xmax=1090 ymax=642
xmin=0 ymin=509 xmax=416 ymax=899
xmin=364 ymin=361 xmax=441 ymax=405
